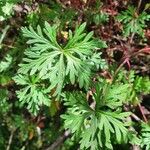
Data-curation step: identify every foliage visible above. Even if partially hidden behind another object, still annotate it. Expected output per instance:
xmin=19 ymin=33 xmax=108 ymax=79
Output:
xmin=116 ymin=69 xmax=150 ymax=104
xmin=0 ymin=88 xmax=11 ymax=114
xmin=133 ymin=76 xmax=150 ymax=94
xmin=62 ymin=79 xmax=131 ymax=150
xmin=0 ymin=1 xmax=150 ymax=150
xmin=13 ymin=74 xmax=51 ymax=115
xmin=117 ymin=6 xmax=150 ymax=37
xmin=14 ymin=22 xmax=107 ymax=114
xmin=0 ymin=0 xmax=21 ymax=21
xmin=141 ymin=123 xmax=150 ymax=150
xmin=93 ymin=12 xmax=109 ymax=25
xmin=38 ymin=1 xmax=77 ymax=28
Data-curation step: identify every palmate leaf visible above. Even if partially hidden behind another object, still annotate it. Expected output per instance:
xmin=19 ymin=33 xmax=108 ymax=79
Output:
xmin=117 ymin=6 xmax=150 ymax=37
xmin=61 ymin=85 xmax=131 ymax=150
xmin=80 ymin=111 xmax=130 ymax=150
xmin=13 ymin=74 xmax=50 ymax=115
xmin=19 ymin=22 xmax=106 ymax=96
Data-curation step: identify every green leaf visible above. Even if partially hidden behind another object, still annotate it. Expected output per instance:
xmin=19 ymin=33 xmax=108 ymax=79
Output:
xmin=19 ymin=22 xmax=106 ymax=97
xmin=141 ymin=123 xmax=150 ymax=150
xmin=62 ymin=85 xmax=130 ymax=150
xmin=117 ymin=6 xmax=150 ymax=37
xmin=13 ymin=74 xmax=51 ymax=115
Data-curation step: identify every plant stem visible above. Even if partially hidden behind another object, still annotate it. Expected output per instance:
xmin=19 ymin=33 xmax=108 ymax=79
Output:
xmin=138 ymin=103 xmax=148 ymax=123
xmin=6 ymin=129 xmax=15 ymax=150
xmin=137 ymin=0 xmax=142 ymax=14
xmin=130 ymin=32 xmax=135 ymax=44
xmin=45 ymin=130 xmax=70 ymax=150
xmin=113 ymin=58 xmax=129 ymax=79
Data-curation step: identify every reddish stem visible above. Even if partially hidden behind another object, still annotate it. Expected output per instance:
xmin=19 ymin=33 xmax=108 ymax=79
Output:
xmin=138 ymin=103 xmax=148 ymax=123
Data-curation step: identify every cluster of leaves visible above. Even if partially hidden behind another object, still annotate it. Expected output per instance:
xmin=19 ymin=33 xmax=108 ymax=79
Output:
xmin=62 ymin=79 xmax=131 ymax=149
xmin=0 ymin=0 xmax=150 ymax=150
xmin=85 ymin=0 xmax=109 ymax=25
xmin=13 ymin=74 xmax=51 ymax=115
xmin=116 ymin=69 xmax=150 ymax=104
xmin=0 ymin=0 xmax=21 ymax=21
xmin=61 ymin=70 xmax=150 ymax=150
xmin=14 ymin=22 xmax=107 ymax=114
xmin=117 ymin=6 xmax=150 ymax=37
